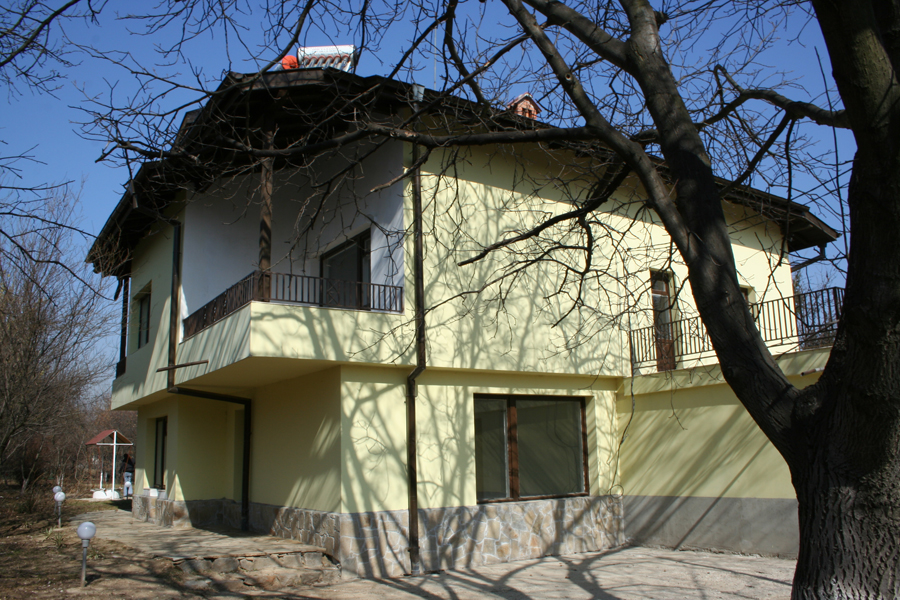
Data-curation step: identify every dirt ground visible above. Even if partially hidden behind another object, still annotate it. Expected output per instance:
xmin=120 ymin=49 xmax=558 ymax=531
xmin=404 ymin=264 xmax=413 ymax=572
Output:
xmin=0 ymin=486 xmax=191 ymax=599
xmin=0 ymin=485 xmax=796 ymax=600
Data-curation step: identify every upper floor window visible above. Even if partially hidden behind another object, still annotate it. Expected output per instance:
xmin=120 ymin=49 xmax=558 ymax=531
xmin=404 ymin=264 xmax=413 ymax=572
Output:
xmin=320 ymin=231 xmax=371 ymax=309
xmin=136 ymin=287 xmax=151 ymax=349
xmin=651 ymin=271 xmax=676 ymax=371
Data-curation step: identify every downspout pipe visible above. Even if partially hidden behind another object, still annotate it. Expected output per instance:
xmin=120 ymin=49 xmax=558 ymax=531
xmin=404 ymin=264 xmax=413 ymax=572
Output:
xmin=117 ymin=277 xmax=129 ymax=376
xmin=163 ymin=218 xmax=252 ymax=531
xmin=406 ymin=85 xmax=427 ymax=576
xmin=167 ymin=222 xmax=182 ymax=390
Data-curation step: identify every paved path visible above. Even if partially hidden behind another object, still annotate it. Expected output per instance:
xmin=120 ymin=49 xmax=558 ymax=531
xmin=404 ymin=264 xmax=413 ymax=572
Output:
xmin=303 ymin=549 xmax=795 ymax=600
xmin=71 ymin=509 xmax=796 ymax=599
xmin=70 ymin=509 xmax=322 ymax=561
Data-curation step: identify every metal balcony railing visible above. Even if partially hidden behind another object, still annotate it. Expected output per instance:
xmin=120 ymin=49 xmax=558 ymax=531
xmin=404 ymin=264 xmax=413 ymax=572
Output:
xmin=183 ymin=270 xmax=404 ymax=339
xmin=629 ymin=287 xmax=844 ymax=372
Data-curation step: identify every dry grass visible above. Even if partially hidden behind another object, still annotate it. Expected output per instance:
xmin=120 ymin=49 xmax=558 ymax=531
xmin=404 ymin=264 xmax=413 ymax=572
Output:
xmin=0 ymin=483 xmax=190 ymax=599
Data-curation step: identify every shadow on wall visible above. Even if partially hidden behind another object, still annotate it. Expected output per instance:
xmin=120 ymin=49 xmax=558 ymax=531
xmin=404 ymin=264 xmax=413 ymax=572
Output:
xmin=618 ymin=379 xmax=800 ymax=557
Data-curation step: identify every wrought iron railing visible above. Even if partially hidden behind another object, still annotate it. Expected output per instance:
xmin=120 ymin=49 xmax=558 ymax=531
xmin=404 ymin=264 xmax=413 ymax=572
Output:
xmin=183 ymin=272 xmax=261 ymax=338
xmin=630 ymin=287 xmax=844 ymax=372
xmin=182 ymin=270 xmax=404 ymax=339
xmin=270 ymin=272 xmax=404 ymax=312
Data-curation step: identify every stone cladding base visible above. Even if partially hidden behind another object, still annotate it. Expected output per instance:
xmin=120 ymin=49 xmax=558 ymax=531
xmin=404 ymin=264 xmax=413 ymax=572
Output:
xmin=132 ymin=494 xmax=623 ymax=578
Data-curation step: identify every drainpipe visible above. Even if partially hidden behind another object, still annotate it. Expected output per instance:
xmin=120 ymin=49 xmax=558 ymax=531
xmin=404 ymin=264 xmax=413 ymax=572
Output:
xmin=405 ymin=85 xmax=427 ymax=576
xmin=117 ymin=277 xmax=129 ymax=377
xmin=167 ymin=222 xmax=182 ymax=390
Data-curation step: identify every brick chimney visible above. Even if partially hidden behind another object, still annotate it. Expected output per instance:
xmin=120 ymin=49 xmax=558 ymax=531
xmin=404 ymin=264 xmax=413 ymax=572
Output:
xmin=507 ymin=92 xmax=541 ymax=119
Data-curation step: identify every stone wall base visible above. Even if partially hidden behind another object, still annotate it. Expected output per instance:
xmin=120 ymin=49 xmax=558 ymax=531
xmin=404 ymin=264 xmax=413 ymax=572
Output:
xmin=132 ymin=495 xmax=624 ymax=578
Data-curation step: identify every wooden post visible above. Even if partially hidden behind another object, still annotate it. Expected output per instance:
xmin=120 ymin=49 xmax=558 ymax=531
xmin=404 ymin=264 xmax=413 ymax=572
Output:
xmin=405 ymin=85 xmax=427 ymax=575
xmin=258 ymin=114 xmax=275 ymax=301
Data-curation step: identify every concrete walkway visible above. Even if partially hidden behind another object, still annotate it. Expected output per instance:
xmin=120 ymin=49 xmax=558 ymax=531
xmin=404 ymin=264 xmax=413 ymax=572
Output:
xmin=71 ymin=509 xmax=796 ymax=599
xmin=70 ymin=509 xmax=323 ymax=561
xmin=296 ymin=549 xmax=795 ymax=600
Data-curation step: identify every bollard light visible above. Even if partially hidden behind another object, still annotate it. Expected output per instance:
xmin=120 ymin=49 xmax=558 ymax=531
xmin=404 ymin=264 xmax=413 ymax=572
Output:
xmin=76 ymin=522 xmax=96 ymax=587
xmin=54 ymin=491 xmax=65 ymax=528
xmin=52 ymin=485 xmax=62 ymax=494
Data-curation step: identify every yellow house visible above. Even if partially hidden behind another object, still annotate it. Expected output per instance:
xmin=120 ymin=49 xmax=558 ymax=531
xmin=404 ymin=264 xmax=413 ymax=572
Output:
xmin=87 ymin=66 xmax=840 ymax=577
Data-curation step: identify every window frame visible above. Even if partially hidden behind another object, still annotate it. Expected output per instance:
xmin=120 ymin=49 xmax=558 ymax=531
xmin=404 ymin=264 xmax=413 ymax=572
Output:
xmin=153 ymin=416 xmax=167 ymax=490
xmin=651 ymin=270 xmax=677 ymax=371
xmin=319 ymin=230 xmax=372 ymax=309
xmin=474 ymin=394 xmax=590 ymax=504
xmin=136 ymin=287 xmax=151 ymax=349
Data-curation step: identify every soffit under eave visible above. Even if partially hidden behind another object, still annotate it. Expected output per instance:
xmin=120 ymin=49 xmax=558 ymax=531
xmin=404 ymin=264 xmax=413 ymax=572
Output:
xmin=87 ymin=168 xmax=184 ymax=278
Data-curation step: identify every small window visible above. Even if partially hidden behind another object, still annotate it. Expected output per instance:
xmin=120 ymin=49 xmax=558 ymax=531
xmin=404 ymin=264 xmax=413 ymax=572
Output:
xmin=137 ymin=293 xmax=151 ymax=348
xmin=132 ymin=285 xmax=151 ymax=351
xmin=320 ymin=231 xmax=371 ymax=309
xmin=474 ymin=395 xmax=588 ymax=502
xmin=153 ymin=417 xmax=167 ymax=490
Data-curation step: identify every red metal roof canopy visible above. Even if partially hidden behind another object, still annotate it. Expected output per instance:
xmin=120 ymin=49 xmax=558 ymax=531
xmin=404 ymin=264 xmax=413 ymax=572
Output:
xmin=85 ymin=429 xmax=133 ymax=446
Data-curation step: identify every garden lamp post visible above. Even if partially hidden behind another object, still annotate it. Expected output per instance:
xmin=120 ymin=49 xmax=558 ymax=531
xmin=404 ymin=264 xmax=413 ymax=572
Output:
xmin=53 ymin=491 xmax=65 ymax=528
xmin=76 ymin=522 xmax=96 ymax=587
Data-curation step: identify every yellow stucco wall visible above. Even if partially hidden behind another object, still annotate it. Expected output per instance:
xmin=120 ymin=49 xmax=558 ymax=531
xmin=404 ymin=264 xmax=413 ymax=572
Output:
xmin=112 ymin=216 xmax=182 ymax=410
xmin=339 ymin=366 xmax=408 ymax=513
xmin=135 ymin=396 xmax=239 ymax=502
xmin=248 ymin=303 xmax=411 ymax=364
xmin=173 ymin=397 xmax=232 ymax=501
xmin=417 ymin=149 xmax=629 ymax=379
xmin=616 ymin=348 xmax=829 ymax=500
xmin=114 ymin=140 xmax=814 ymax=516
xmin=112 ymin=142 xmax=796 ymax=410
xmin=250 ymin=368 xmax=342 ymax=512
xmin=339 ymin=365 xmax=621 ymax=513
xmin=135 ymin=397 xmax=178 ymax=498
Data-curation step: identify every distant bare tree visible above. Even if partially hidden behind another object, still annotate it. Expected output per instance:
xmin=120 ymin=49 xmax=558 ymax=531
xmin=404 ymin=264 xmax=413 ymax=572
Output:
xmin=0 ymin=190 xmax=112 ymax=486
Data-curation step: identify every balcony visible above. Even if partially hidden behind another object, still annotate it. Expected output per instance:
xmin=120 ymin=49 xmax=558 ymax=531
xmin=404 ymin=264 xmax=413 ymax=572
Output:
xmin=629 ymin=287 xmax=844 ymax=372
xmin=183 ymin=271 xmax=405 ymax=339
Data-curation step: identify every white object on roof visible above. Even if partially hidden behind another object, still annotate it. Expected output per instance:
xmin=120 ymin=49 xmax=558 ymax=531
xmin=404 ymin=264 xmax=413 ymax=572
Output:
xmin=296 ymin=45 xmax=358 ymax=72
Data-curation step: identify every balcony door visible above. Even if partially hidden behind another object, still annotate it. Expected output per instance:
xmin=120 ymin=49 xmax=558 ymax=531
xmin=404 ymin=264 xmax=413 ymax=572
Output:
xmin=321 ymin=232 xmax=371 ymax=309
xmin=652 ymin=271 xmax=676 ymax=371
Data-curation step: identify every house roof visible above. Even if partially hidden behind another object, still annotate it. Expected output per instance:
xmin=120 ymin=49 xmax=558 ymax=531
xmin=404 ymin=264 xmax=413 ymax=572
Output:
xmin=87 ymin=67 xmax=838 ymax=278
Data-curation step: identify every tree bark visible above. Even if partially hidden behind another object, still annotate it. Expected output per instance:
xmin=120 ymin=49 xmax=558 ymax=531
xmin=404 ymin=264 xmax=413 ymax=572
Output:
xmin=792 ymin=409 xmax=900 ymax=599
xmin=786 ymin=1 xmax=900 ymax=594
xmin=785 ymin=152 xmax=900 ymax=599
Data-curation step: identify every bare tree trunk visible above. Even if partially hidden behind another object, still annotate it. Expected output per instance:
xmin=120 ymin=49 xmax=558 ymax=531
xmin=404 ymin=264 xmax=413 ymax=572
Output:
xmin=792 ymin=428 xmax=900 ymax=598
xmin=785 ymin=152 xmax=900 ymax=598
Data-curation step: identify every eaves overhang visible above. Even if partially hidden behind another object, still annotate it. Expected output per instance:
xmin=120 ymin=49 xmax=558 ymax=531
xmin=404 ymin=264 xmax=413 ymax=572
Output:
xmin=87 ymin=67 xmax=839 ymax=276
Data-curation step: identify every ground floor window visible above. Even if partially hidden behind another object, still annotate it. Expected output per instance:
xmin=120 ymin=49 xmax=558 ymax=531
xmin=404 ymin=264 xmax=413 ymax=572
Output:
xmin=474 ymin=395 xmax=588 ymax=502
xmin=153 ymin=417 xmax=167 ymax=489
